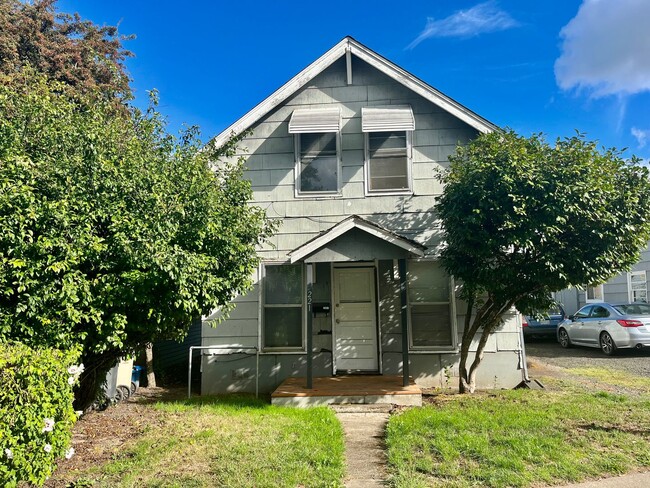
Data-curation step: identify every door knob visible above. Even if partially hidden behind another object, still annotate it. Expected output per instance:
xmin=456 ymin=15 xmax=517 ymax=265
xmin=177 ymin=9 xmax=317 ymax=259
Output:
xmin=336 ymin=319 xmax=340 ymax=324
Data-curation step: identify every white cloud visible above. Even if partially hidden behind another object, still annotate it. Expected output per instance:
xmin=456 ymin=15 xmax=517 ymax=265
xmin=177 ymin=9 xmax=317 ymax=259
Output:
xmin=407 ymin=1 xmax=518 ymax=49
xmin=632 ymin=127 xmax=650 ymax=148
xmin=555 ymin=0 xmax=650 ymax=97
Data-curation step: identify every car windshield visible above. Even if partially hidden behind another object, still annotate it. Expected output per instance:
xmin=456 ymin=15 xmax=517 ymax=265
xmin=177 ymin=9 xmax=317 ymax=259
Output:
xmin=612 ymin=303 xmax=650 ymax=315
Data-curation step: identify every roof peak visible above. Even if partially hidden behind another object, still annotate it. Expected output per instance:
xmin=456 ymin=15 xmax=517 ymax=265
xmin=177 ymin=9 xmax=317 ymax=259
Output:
xmin=209 ymin=37 xmax=497 ymax=149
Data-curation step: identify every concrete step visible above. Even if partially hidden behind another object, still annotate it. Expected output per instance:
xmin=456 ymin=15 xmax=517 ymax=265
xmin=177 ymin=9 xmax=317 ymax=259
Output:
xmin=330 ymin=403 xmax=393 ymax=413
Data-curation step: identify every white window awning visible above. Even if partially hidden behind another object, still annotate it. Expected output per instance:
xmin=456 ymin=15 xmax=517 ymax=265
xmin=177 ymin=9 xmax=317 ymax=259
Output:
xmin=362 ymin=105 xmax=415 ymax=132
xmin=288 ymin=107 xmax=342 ymax=133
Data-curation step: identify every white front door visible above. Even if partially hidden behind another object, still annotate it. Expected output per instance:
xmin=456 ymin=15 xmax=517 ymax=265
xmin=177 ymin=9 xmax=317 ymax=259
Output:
xmin=333 ymin=267 xmax=379 ymax=372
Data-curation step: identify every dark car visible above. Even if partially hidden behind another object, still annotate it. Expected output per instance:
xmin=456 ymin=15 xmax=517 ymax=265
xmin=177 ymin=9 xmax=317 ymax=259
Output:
xmin=522 ymin=305 xmax=566 ymax=339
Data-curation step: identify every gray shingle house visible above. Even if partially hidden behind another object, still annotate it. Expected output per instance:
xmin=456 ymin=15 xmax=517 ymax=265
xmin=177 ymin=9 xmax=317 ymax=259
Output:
xmin=199 ymin=37 xmax=525 ymax=402
xmin=555 ymin=243 xmax=650 ymax=315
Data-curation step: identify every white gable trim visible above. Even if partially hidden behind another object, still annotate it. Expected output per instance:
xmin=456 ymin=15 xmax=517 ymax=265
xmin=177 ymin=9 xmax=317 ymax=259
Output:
xmin=210 ymin=37 xmax=497 ymax=149
xmin=289 ymin=215 xmax=426 ymax=263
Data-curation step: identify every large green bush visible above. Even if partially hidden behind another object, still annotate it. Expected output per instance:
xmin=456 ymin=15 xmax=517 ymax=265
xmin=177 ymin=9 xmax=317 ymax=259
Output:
xmin=0 ymin=343 xmax=81 ymax=487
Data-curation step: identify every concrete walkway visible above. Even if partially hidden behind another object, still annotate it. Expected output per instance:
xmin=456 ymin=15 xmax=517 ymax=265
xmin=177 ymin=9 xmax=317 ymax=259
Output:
xmin=332 ymin=402 xmax=650 ymax=488
xmin=332 ymin=404 xmax=391 ymax=488
xmin=560 ymin=471 xmax=650 ymax=488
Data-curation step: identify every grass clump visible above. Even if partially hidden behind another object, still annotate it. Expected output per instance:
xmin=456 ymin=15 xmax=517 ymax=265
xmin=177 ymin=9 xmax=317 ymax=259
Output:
xmin=83 ymin=395 xmax=345 ymax=487
xmin=386 ymin=390 xmax=650 ymax=487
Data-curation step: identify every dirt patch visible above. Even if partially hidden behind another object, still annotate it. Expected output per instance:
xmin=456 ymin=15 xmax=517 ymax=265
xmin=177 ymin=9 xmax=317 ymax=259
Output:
xmin=45 ymin=387 xmax=185 ymax=487
xmin=526 ymin=345 xmax=650 ymax=396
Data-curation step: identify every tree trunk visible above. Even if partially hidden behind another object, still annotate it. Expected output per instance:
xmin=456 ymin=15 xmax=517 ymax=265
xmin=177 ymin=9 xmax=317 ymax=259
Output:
xmin=458 ymin=295 xmax=514 ymax=393
xmin=145 ymin=343 xmax=156 ymax=388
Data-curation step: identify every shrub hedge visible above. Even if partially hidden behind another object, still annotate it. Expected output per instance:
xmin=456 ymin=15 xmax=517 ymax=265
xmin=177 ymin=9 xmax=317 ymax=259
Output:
xmin=0 ymin=342 xmax=81 ymax=487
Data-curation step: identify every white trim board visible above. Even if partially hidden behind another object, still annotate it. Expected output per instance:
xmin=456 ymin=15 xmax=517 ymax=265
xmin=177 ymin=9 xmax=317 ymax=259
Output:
xmin=209 ymin=36 xmax=498 ymax=149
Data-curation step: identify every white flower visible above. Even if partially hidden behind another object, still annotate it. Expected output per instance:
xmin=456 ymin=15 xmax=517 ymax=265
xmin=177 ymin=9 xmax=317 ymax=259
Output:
xmin=67 ymin=364 xmax=85 ymax=375
xmin=75 ymin=410 xmax=83 ymax=417
xmin=65 ymin=447 xmax=75 ymax=459
xmin=43 ymin=418 xmax=55 ymax=433
xmin=4 ymin=448 xmax=13 ymax=459
xmin=68 ymin=376 xmax=75 ymax=385
xmin=44 ymin=444 xmax=52 ymax=453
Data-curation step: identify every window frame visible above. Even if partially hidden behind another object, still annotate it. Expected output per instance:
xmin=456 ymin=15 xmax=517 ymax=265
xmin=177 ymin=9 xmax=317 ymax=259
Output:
xmin=294 ymin=132 xmax=342 ymax=197
xmin=260 ymin=262 xmax=306 ymax=352
xmin=363 ymin=130 xmax=413 ymax=196
xmin=585 ymin=283 xmax=604 ymax=303
xmin=628 ymin=270 xmax=648 ymax=303
xmin=406 ymin=259 xmax=457 ymax=352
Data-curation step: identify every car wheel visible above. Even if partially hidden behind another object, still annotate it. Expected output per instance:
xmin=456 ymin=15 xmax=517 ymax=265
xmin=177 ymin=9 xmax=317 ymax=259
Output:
xmin=600 ymin=332 xmax=616 ymax=356
xmin=558 ymin=328 xmax=572 ymax=348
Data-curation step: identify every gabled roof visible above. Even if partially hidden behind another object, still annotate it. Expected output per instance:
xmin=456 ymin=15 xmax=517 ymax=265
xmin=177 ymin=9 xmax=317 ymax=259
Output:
xmin=289 ymin=215 xmax=426 ymax=263
xmin=211 ymin=36 xmax=498 ymax=148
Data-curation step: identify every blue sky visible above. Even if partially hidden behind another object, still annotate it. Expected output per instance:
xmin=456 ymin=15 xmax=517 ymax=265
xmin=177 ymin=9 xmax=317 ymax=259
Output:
xmin=58 ymin=0 xmax=650 ymax=161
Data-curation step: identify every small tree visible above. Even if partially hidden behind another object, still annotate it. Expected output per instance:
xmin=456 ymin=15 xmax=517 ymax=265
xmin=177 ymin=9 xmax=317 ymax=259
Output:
xmin=0 ymin=72 xmax=275 ymax=408
xmin=436 ymin=130 xmax=650 ymax=393
xmin=0 ymin=0 xmax=132 ymax=100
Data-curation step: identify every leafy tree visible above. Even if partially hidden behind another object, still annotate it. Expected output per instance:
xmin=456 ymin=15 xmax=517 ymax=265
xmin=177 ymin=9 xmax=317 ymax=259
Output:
xmin=0 ymin=0 xmax=132 ymax=100
xmin=0 ymin=72 xmax=275 ymax=408
xmin=436 ymin=130 xmax=650 ymax=393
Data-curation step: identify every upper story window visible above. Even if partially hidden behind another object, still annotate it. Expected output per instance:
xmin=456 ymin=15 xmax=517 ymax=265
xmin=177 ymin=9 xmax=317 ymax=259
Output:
xmin=585 ymin=283 xmax=604 ymax=302
xmin=629 ymin=271 xmax=648 ymax=302
xmin=289 ymin=108 xmax=341 ymax=196
xmin=362 ymin=105 xmax=415 ymax=195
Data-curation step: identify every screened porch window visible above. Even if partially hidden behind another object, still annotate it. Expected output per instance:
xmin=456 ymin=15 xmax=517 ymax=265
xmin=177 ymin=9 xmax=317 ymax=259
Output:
xmin=263 ymin=264 xmax=303 ymax=349
xmin=407 ymin=261 xmax=454 ymax=349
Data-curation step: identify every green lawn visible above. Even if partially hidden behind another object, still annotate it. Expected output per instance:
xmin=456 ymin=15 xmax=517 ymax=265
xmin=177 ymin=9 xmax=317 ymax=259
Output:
xmin=386 ymin=389 xmax=650 ymax=488
xmin=75 ymin=396 xmax=345 ymax=488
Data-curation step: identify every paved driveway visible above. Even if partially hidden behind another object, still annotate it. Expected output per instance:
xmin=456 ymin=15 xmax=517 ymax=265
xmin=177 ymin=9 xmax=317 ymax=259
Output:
xmin=525 ymin=337 xmax=650 ymax=377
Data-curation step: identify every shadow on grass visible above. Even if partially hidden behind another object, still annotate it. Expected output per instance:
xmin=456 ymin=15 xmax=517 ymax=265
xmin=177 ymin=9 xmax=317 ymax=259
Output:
xmin=132 ymin=387 xmax=273 ymax=408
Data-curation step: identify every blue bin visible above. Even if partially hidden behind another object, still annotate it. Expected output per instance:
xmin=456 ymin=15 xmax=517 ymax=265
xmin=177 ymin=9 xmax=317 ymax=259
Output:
xmin=131 ymin=365 xmax=143 ymax=392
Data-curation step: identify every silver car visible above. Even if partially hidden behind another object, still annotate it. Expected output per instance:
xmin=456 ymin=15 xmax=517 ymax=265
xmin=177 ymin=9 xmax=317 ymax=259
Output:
xmin=557 ymin=302 xmax=650 ymax=355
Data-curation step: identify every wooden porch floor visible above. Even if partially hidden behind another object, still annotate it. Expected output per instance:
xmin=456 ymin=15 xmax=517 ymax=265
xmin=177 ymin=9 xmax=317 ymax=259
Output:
xmin=271 ymin=375 xmax=422 ymax=407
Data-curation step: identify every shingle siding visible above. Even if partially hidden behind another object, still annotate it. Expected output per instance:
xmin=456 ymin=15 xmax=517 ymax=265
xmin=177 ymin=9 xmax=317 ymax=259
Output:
xmin=200 ymin=52 xmax=522 ymax=394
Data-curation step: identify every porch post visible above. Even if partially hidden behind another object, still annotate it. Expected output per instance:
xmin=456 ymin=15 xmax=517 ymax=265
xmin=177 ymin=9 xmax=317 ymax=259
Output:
xmin=306 ymin=263 xmax=313 ymax=389
xmin=398 ymin=258 xmax=410 ymax=387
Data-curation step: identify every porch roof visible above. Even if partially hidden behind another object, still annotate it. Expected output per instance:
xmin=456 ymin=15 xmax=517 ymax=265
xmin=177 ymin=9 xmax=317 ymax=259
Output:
xmin=289 ymin=215 xmax=426 ymax=263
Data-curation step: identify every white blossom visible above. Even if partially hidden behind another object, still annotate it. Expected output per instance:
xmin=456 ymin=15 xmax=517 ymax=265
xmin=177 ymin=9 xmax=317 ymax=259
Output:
xmin=75 ymin=410 xmax=83 ymax=417
xmin=65 ymin=447 xmax=75 ymax=459
xmin=68 ymin=376 xmax=75 ymax=385
xmin=44 ymin=444 xmax=52 ymax=453
xmin=67 ymin=363 xmax=85 ymax=375
xmin=43 ymin=418 xmax=55 ymax=433
xmin=4 ymin=448 xmax=13 ymax=459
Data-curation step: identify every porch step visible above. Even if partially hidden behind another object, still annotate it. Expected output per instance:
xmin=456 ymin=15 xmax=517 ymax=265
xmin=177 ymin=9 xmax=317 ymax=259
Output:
xmin=329 ymin=403 xmax=393 ymax=413
xmin=271 ymin=375 xmax=423 ymax=408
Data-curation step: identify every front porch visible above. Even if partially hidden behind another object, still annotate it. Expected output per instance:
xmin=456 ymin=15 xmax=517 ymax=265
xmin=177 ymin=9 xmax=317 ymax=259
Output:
xmin=271 ymin=375 xmax=422 ymax=407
